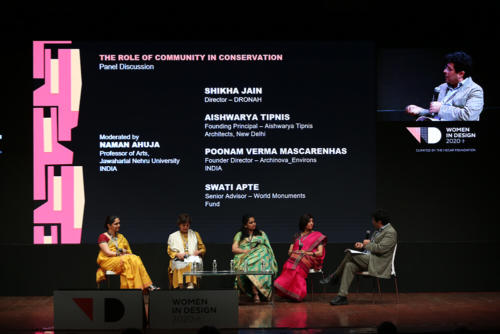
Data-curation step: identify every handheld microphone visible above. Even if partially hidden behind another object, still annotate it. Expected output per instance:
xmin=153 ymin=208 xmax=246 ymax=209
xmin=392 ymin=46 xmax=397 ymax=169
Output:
xmin=365 ymin=230 xmax=371 ymax=240
xmin=432 ymin=87 xmax=440 ymax=102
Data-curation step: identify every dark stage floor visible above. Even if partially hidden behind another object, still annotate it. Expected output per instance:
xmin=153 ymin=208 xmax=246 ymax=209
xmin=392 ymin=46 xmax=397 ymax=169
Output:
xmin=1 ymin=292 xmax=500 ymax=333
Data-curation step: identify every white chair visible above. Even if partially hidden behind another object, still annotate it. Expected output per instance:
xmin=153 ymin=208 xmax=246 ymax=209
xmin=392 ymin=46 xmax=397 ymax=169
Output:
xmin=97 ymin=270 xmax=118 ymax=289
xmin=356 ymin=244 xmax=399 ymax=303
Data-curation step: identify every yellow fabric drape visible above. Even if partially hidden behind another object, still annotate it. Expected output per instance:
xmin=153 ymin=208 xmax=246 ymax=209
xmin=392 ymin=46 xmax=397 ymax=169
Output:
xmin=96 ymin=233 xmax=152 ymax=289
xmin=167 ymin=231 xmax=206 ymax=288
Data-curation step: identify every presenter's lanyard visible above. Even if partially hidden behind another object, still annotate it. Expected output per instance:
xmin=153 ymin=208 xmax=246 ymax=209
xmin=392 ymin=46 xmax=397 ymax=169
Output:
xmin=108 ymin=233 xmax=120 ymax=250
xmin=442 ymin=87 xmax=460 ymax=105
xmin=182 ymin=234 xmax=189 ymax=253
xmin=299 ymin=233 xmax=310 ymax=250
xmin=372 ymin=228 xmax=383 ymax=241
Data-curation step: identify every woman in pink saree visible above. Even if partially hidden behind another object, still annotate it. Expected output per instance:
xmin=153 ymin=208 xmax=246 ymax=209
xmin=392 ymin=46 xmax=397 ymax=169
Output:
xmin=274 ymin=214 xmax=327 ymax=301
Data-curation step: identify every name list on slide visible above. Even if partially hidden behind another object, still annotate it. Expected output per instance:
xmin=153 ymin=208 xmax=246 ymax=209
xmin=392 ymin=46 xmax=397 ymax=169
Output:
xmin=97 ymin=85 xmax=349 ymax=208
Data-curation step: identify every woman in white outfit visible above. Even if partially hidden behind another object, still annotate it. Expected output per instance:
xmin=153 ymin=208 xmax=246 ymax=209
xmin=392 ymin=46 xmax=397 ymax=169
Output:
xmin=167 ymin=213 xmax=206 ymax=289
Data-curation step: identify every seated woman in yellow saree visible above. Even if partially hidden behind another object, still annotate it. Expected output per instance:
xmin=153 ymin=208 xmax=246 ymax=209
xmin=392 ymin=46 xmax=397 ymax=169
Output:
xmin=96 ymin=216 xmax=160 ymax=290
xmin=232 ymin=214 xmax=277 ymax=303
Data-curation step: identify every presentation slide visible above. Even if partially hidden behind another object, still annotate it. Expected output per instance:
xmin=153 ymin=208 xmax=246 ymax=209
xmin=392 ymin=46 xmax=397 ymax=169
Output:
xmin=32 ymin=41 xmax=375 ymax=244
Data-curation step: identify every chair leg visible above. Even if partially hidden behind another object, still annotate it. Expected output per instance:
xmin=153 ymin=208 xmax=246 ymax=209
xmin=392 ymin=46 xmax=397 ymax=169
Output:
xmin=377 ymin=278 xmax=382 ymax=302
xmin=394 ymin=276 xmax=399 ymax=304
xmin=371 ymin=277 xmax=376 ymax=303
xmin=321 ymin=272 xmax=326 ymax=294
xmin=355 ymin=275 xmax=361 ymax=302
xmin=310 ymin=278 xmax=314 ymax=301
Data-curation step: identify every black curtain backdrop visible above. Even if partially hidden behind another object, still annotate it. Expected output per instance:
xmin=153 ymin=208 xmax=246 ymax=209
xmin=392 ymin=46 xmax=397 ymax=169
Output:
xmin=1 ymin=3 xmax=499 ymax=295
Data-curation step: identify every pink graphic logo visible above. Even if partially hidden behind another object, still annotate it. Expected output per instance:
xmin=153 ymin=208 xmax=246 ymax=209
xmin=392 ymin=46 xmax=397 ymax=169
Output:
xmin=33 ymin=41 xmax=85 ymax=244
xmin=406 ymin=127 xmax=442 ymax=144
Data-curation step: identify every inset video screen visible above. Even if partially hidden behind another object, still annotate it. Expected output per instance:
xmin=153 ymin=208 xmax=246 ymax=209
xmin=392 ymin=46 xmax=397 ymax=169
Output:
xmin=377 ymin=48 xmax=488 ymax=154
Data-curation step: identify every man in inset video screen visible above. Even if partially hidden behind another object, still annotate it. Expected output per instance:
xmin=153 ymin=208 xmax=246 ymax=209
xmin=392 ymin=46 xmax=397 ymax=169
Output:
xmin=406 ymin=51 xmax=484 ymax=121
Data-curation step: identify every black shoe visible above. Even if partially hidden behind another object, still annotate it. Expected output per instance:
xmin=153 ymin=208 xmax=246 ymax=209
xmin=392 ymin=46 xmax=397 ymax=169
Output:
xmin=330 ymin=295 xmax=348 ymax=306
xmin=319 ymin=273 xmax=339 ymax=285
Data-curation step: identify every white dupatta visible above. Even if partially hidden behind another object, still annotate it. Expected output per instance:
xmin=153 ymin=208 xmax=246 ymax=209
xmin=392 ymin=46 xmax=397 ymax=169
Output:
xmin=168 ymin=229 xmax=202 ymax=270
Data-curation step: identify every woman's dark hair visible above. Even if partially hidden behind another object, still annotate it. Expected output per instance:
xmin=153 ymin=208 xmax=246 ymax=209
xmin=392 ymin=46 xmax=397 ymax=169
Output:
xmin=372 ymin=209 xmax=390 ymax=225
xmin=298 ymin=213 xmax=314 ymax=232
xmin=239 ymin=214 xmax=262 ymax=239
xmin=177 ymin=213 xmax=192 ymax=225
xmin=104 ymin=215 xmax=119 ymax=230
xmin=445 ymin=51 xmax=473 ymax=78
xmin=292 ymin=213 xmax=314 ymax=241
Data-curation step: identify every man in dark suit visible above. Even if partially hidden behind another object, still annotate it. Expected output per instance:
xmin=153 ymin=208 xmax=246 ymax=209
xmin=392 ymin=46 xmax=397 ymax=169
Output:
xmin=320 ymin=209 xmax=398 ymax=305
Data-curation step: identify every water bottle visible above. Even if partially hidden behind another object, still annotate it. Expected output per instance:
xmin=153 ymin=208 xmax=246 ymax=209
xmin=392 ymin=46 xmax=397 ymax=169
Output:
xmin=212 ymin=259 xmax=217 ymax=272
xmin=230 ymin=259 xmax=235 ymax=272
